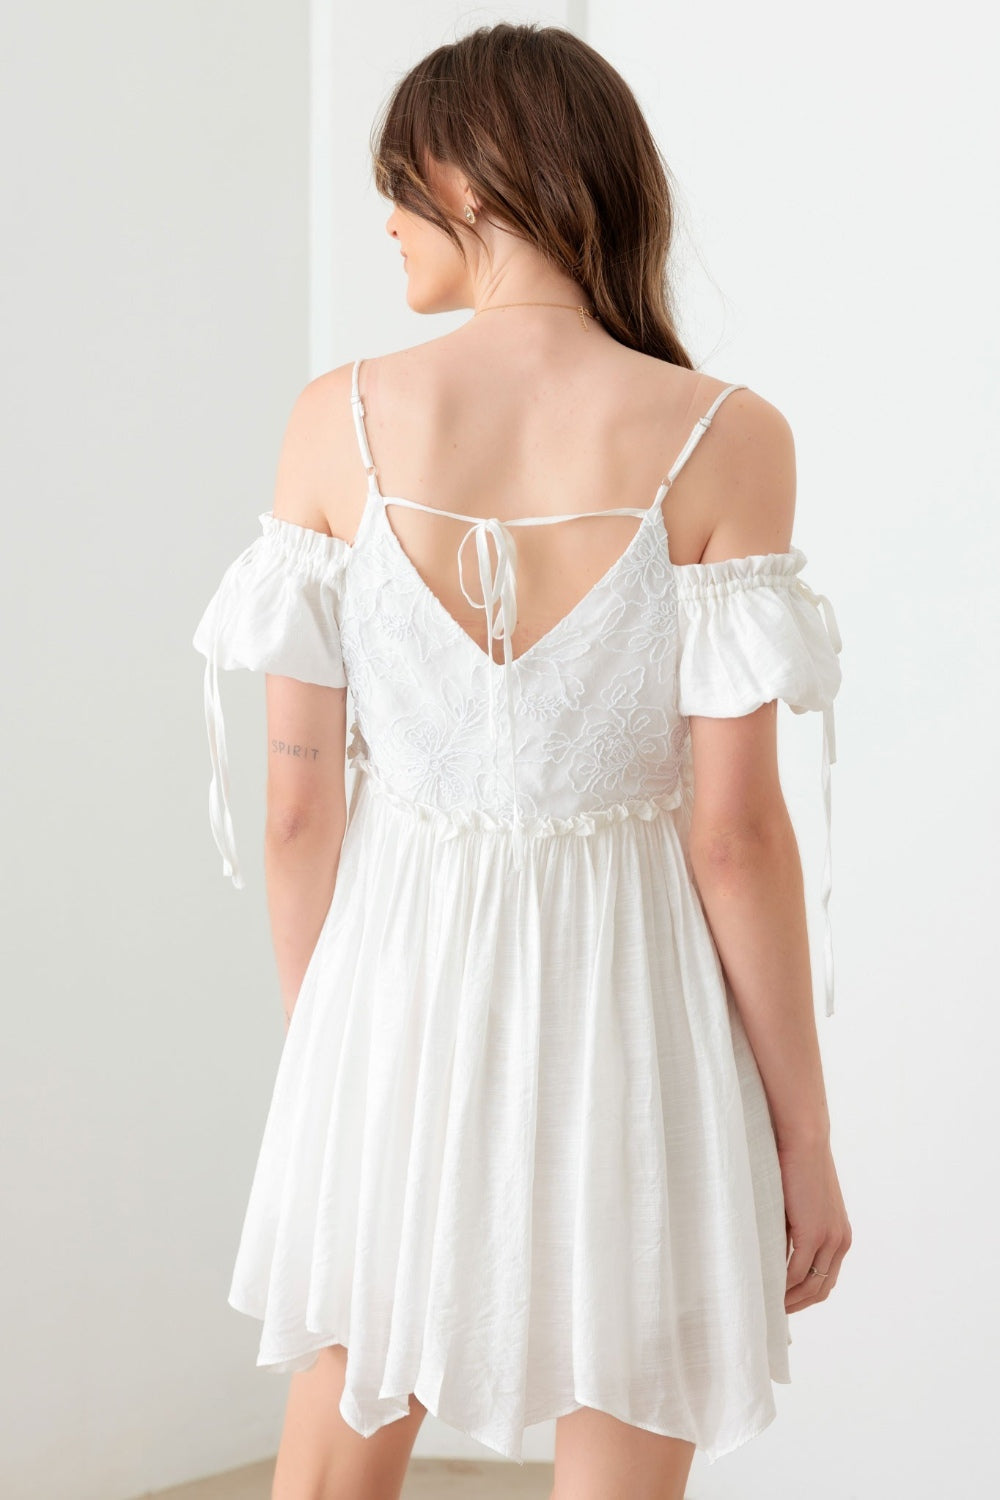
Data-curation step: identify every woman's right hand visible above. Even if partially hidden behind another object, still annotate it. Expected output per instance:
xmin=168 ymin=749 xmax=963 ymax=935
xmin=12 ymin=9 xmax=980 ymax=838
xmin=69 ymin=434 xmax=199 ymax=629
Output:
xmin=778 ymin=1134 xmax=853 ymax=1312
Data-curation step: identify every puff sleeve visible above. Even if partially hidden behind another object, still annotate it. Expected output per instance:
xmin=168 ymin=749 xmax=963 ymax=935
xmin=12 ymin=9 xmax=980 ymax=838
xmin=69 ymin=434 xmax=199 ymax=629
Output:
xmin=674 ymin=546 xmax=843 ymax=1016
xmin=192 ymin=511 xmax=350 ymax=890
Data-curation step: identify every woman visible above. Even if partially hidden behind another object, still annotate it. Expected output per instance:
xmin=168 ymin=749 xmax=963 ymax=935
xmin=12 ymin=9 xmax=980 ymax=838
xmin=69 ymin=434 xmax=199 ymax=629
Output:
xmin=193 ymin=21 xmax=851 ymax=1500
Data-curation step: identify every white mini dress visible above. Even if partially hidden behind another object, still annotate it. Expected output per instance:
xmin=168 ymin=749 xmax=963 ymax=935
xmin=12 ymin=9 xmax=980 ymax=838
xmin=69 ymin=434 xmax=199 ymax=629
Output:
xmin=192 ymin=359 xmax=843 ymax=1465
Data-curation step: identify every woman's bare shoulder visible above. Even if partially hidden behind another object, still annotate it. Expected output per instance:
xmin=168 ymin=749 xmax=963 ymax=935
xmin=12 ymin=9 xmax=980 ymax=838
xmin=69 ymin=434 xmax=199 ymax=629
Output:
xmin=269 ymin=361 xmax=367 ymax=544
xmin=679 ymin=379 xmax=797 ymax=563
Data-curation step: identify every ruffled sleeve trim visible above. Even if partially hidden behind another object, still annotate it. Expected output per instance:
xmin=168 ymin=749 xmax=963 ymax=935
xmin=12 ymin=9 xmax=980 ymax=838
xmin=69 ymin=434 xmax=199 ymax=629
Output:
xmin=192 ymin=511 xmax=351 ymax=889
xmin=258 ymin=510 xmax=351 ymax=582
xmin=675 ymin=546 xmax=844 ymax=1018
xmin=675 ymin=545 xmax=808 ymax=597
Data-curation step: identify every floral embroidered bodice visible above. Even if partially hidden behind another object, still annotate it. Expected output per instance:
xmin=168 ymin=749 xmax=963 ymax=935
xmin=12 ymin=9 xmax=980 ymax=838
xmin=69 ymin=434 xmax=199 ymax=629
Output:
xmin=193 ymin=359 xmax=844 ymax=1013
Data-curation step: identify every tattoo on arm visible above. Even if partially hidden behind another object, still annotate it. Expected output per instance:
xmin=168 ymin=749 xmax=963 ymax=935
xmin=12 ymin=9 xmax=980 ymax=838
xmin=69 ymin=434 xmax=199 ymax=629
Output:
xmin=270 ymin=739 xmax=321 ymax=760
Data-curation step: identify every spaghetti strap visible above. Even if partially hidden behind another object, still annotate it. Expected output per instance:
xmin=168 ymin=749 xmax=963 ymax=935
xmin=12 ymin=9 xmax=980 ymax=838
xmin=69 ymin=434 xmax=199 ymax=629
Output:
xmin=665 ymin=383 xmax=747 ymax=487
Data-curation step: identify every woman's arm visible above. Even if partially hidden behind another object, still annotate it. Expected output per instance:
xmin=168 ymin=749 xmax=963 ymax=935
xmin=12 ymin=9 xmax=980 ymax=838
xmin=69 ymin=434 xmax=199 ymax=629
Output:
xmin=688 ymin=703 xmax=830 ymax=1144
xmin=685 ymin=391 xmax=828 ymax=1138
xmin=264 ymin=675 xmax=348 ymax=1027
xmin=688 ymin=750 xmax=852 ymax=1311
xmin=684 ymin=391 xmax=852 ymax=1309
xmin=263 ymin=370 xmax=357 ymax=1027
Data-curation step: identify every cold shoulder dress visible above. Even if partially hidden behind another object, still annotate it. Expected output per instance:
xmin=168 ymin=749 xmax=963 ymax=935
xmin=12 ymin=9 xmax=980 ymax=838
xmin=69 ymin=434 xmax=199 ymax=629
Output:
xmin=192 ymin=359 xmax=843 ymax=1465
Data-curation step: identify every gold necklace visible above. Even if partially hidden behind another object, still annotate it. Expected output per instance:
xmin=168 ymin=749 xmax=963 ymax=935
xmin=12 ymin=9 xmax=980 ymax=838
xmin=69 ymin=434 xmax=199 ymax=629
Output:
xmin=472 ymin=301 xmax=599 ymax=332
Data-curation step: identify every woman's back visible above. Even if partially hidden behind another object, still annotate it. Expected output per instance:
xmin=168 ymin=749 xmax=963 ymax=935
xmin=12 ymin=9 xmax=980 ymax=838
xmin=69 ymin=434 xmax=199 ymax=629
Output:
xmin=316 ymin=329 xmax=776 ymax=666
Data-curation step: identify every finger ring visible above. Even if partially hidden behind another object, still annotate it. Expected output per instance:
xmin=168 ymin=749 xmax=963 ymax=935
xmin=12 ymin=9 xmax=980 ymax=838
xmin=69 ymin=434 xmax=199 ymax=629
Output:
xmin=808 ymin=1265 xmax=829 ymax=1277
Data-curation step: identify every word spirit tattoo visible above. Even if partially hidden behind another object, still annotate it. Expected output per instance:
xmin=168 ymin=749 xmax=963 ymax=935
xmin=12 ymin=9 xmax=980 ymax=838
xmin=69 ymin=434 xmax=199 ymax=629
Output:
xmin=270 ymin=740 xmax=321 ymax=760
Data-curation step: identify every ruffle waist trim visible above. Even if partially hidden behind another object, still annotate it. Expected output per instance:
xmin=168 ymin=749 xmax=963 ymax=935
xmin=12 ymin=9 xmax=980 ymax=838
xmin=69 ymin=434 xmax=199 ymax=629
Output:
xmin=350 ymin=752 xmax=683 ymax=842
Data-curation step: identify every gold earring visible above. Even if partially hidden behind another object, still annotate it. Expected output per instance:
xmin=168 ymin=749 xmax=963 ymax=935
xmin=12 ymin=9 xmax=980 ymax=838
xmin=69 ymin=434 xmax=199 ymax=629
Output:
xmin=464 ymin=204 xmax=477 ymax=224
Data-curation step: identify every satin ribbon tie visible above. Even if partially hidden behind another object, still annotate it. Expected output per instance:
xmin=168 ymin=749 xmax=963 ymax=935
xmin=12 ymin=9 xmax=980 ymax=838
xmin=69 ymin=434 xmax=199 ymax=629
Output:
xmin=795 ymin=579 xmax=843 ymax=1017
xmin=201 ymin=542 xmax=265 ymax=890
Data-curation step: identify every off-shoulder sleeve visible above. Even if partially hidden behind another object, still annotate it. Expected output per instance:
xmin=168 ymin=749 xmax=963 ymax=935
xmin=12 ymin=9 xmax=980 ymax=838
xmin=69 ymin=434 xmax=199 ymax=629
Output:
xmin=674 ymin=546 xmax=844 ymax=1017
xmin=192 ymin=511 xmax=350 ymax=890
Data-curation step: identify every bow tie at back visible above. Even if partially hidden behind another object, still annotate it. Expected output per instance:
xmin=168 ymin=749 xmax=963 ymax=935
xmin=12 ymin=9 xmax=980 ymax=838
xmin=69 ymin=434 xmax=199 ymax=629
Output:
xmin=794 ymin=576 xmax=843 ymax=1018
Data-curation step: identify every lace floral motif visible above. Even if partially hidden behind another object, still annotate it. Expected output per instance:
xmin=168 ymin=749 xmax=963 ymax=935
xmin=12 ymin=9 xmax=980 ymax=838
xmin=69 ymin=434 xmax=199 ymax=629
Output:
xmin=512 ymin=636 xmax=593 ymax=722
xmin=601 ymin=593 xmax=678 ymax=663
xmin=340 ymin=517 xmax=456 ymax=700
xmin=540 ymin=666 xmax=687 ymax=802
xmin=375 ymin=677 xmax=496 ymax=811
xmin=615 ymin=512 xmax=674 ymax=597
xmin=333 ymin=493 xmax=691 ymax=830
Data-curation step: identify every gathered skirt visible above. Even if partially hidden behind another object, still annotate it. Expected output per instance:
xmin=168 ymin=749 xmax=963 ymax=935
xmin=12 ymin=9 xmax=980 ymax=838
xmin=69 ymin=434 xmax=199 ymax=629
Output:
xmin=227 ymin=768 xmax=792 ymax=1465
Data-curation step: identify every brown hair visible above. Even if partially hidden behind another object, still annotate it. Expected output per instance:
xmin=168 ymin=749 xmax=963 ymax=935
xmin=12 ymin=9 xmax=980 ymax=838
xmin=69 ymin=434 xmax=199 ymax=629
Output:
xmin=370 ymin=22 xmax=694 ymax=368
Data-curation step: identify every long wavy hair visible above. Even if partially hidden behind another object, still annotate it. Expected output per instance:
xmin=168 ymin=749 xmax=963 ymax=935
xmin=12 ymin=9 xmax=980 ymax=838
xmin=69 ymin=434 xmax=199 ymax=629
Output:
xmin=370 ymin=22 xmax=694 ymax=368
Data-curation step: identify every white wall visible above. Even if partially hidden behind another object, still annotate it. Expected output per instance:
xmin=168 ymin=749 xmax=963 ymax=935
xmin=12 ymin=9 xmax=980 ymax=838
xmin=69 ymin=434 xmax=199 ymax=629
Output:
xmin=583 ymin=3 xmax=999 ymax=1496
xmin=1 ymin=4 xmax=311 ymax=1497
xmin=3 ymin=2 xmax=996 ymax=1497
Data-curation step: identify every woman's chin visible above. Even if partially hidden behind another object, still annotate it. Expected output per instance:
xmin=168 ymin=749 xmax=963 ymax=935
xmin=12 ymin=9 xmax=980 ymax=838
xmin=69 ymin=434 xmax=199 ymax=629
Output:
xmin=403 ymin=278 xmax=424 ymax=312
xmin=405 ymin=285 xmax=448 ymax=316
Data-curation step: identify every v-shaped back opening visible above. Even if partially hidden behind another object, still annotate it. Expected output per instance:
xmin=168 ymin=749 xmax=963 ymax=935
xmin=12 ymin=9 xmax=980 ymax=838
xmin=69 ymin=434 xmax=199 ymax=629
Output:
xmin=348 ymin=356 xmax=747 ymax=668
